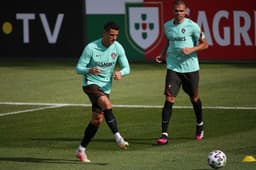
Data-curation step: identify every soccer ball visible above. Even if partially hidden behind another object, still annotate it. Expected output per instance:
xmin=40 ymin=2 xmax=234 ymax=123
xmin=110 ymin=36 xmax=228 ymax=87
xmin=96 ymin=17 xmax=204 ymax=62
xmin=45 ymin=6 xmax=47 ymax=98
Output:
xmin=208 ymin=150 xmax=227 ymax=169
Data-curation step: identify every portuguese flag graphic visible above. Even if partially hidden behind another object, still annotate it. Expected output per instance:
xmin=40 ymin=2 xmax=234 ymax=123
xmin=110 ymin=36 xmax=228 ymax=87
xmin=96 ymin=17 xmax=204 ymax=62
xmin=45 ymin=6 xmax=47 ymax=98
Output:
xmin=85 ymin=0 xmax=168 ymax=61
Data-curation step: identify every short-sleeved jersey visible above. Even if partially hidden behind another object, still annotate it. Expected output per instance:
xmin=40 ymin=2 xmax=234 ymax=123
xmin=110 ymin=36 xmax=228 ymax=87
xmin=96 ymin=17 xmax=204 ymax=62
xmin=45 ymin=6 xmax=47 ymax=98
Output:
xmin=76 ymin=38 xmax=130 ymax=94
xmin=164 ymin=18 xmax=205 ymax=73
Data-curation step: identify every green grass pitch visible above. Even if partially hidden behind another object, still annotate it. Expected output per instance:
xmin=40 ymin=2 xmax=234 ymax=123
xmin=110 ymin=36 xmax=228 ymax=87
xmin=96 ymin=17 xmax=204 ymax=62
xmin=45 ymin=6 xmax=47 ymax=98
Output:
xmin=0 ymin=59 xmax=256 ymax=170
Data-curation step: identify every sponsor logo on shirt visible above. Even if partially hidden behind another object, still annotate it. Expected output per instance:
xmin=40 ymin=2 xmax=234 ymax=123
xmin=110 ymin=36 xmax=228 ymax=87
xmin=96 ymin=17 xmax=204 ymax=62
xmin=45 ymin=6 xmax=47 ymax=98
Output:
xmin=171 ymin=36 xmax=186 ymax=41
xmin=96 ymin=61 xmax=115 ymax=67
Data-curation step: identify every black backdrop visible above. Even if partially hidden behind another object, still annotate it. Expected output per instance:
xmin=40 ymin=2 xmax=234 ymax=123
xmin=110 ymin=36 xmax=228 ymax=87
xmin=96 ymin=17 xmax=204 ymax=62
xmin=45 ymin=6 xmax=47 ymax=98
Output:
xmin=0 ymin=0 xmax=85 ymax=58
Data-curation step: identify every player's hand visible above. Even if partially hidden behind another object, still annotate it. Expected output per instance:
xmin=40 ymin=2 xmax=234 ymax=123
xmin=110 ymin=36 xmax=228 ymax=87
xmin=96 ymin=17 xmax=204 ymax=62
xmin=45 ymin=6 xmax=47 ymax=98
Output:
xmin=89 ymin=67 xmax=101 ymax=74
xmin=155 ymin=55 xmax=163 ymax=63
xmin=113 ymin=71 xmax=122 ymax=80
xmin=181 ymin=48 xmax=193 ymax=55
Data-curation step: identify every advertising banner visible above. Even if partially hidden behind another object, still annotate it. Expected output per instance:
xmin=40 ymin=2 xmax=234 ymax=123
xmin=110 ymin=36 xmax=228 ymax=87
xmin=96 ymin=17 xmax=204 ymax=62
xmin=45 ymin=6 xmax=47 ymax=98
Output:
xmin=0 ymin=0 xmax=85 ymax=58
xmin=85 ymin=0 xmax=256 ymax=61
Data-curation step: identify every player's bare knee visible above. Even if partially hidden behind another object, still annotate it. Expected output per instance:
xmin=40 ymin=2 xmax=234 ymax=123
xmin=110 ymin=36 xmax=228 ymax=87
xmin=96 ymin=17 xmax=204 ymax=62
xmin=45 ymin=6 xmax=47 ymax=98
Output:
xmin=91 ymin=112 xmax=104 ymax=126
xmin=166 ymin=96 xmax=175 ymax=103
xmin=91 ymin=118 xmax=102 ymax=127
xmin=98 ymin=96 xmax=112 ymax=110
xmin=191 ymin=96 xmax=199 ymax=103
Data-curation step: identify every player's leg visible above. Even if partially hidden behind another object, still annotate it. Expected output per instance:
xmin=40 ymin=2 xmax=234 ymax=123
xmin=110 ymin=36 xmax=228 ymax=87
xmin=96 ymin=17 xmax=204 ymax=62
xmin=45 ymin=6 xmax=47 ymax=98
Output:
xmin=157 ymin=96 xmax=174 ymax=145
xmin=79 ymin=107 xmax=103 ymax=146
xmin=182 ymin=71 xmax=204 ymax=140
xmin=98 ymin=95 xmax=129 ymax=149
xmin=76 ymin=85 xmax=105 ymax=162
xmin=76 ymin=108 xmax=104 ymax=162
xmin=192 ymin=97 xmax=204 ymax=140
xmin=191 ymin=96 xmax=204 ymax=140
xmin=157 ymin=70 xmax=181 ymax=145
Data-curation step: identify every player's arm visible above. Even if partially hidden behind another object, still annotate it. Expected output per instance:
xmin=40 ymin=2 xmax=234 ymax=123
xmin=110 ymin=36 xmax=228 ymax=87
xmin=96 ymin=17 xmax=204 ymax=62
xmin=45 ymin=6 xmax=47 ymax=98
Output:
xmin=76 ymin=46 xmax=91 ymax=74
xmin=182 ymin=36 xmax=208 ymax=55
xmin=114 ymin=47 xmax=130 ymax=80
xmin=182 ymin=23 xmax=208 ymax=55
xmin=76 ymin=47 xmax=101 ymax=75
xmin=156 ymin=42 xmax=168 ymax=64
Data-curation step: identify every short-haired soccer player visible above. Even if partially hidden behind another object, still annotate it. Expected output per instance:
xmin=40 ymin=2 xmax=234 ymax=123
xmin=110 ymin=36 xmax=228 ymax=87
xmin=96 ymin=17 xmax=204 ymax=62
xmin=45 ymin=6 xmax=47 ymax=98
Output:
xmin=155 ymin=0 xmax=208 ymax=145
xmin=75 ymin=21 xmax=130 ymax=162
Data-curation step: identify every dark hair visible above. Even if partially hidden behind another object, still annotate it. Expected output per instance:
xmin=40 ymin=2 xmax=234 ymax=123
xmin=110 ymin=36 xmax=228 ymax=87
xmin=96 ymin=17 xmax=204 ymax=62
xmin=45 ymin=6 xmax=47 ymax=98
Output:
xmin=173 ymin=0 xmax=186 ymax=7
xmin=104 ymin=21 xmax=119 ymax=32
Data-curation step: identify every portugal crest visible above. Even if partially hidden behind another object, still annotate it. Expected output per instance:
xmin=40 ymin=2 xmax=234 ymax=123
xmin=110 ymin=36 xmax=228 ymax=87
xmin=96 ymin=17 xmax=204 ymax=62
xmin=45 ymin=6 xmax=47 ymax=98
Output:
xmin=125 ymin=2 xmax=163 ymax=54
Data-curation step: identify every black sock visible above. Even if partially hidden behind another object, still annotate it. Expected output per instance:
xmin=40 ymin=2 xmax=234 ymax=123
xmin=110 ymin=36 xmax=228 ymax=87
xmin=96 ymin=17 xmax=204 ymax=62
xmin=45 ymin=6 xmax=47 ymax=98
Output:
xmin=162 ymin=101 xmax=173 ymax=133
xmin=81 ymin=122 xmax=98 ymax=148
xmin=192 ymin=99 xmax=203 ymax=124
xmin=104 ymin=109 xmax=118 ymax=134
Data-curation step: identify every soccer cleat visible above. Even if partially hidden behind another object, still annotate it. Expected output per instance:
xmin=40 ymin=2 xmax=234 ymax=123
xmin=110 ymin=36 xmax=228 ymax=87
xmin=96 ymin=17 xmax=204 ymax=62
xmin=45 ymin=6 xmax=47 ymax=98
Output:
xmin=76 ymin=150 xmax=91 ymax=163
xmin=157 ymin=134 xmax=168 ymax=145
xmin=195 ymin=124 xmax=204 ymax=140
xmin=117 ymin=137 xmax=129 ymax=149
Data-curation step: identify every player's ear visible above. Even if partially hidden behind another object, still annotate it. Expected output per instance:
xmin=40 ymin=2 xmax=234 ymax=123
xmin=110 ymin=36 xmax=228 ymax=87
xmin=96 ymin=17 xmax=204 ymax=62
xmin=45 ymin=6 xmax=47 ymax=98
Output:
xmin=185 ymin=8 xmax=190 ymax=16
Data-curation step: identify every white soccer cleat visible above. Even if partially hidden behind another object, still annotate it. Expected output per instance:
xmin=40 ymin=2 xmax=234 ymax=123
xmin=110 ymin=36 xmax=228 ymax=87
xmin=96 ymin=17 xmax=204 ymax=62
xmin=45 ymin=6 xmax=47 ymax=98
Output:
xmin=117 ymin=137 xmax=129 ymax=149
xmin=75 ymin=150 xmax=91 ymax=163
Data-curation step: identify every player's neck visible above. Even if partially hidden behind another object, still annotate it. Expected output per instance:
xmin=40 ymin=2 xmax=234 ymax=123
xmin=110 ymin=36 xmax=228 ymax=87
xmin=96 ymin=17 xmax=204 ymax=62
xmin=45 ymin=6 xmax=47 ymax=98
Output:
xmin=174 ymin=18 xmax=185 ymax=25
xmin=101 ymin=39 xmax=110 ymax=48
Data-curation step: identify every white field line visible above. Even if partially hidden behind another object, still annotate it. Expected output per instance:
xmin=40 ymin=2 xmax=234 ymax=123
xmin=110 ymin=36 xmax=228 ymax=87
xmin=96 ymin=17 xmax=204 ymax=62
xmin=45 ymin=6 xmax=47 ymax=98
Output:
xmin=0 ymin=104 xmax=66 ymax=117
xmin=1 ymin=101 xmax=256 ymax=110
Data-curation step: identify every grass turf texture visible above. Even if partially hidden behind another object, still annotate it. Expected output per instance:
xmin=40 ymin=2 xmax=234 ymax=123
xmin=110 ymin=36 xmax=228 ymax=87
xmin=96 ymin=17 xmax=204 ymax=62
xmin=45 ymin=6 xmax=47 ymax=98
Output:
xmin=0 ymin=59 xmax=256 ymax=170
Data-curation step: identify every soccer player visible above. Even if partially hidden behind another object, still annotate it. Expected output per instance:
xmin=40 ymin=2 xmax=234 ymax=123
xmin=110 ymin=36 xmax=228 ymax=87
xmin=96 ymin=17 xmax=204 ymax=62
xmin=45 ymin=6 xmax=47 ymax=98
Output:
xmin=75 ymin=21 xmax=130 ymax=162
xmin=155 ymin=0 xmax=208 ymax=144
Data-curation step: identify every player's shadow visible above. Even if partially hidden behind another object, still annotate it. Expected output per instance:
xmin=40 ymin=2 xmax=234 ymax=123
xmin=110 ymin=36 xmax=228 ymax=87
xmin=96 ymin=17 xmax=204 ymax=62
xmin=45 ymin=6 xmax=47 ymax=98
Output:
xmin=151 ymin=137 xmax=195 ymax=147
xmin=31 ymin=137 xmax=80 ymax=142
xmin=0 ymin=157 xmax=109 ymax=166
xmin=126 ymin=138 xmax=157 ymax=145
xmin=30 ymin=136 xmax=194 ymax=150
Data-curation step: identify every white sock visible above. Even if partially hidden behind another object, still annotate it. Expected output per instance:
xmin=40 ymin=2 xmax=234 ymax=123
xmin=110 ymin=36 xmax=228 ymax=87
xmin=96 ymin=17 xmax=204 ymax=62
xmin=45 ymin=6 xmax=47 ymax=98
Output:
xmin=161 ymin=132 xmax=168 ymax=137
xmin=197 ymin=121 xmax=204 ymax=126
xmin=78 ymin=145 xmax=86 ymax=152
xmin=114 ymin=132 xmax=122 ymax=142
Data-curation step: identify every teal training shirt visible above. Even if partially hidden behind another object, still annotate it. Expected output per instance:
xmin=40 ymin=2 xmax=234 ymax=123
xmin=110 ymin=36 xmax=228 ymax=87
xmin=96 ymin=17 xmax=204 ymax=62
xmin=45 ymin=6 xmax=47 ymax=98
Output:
xmin=164 ymin=18 xmax=205 ymax=73
xmin=76 ymin=38 xmax=130 ymax=94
